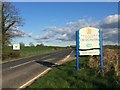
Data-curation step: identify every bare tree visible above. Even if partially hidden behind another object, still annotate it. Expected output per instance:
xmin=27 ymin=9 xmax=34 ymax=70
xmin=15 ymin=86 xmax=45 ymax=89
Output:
xmin=1 ymin=2 xmax=24 ymax=48
xmin=29 ymin=42 xmax=34 ymax=47
xmin=20 ymin=42 xmax=25 ymax=47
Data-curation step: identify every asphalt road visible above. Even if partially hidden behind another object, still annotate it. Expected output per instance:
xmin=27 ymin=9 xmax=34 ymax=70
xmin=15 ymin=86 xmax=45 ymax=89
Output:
xmin=2 ymin=49 xmax=72 ymax=89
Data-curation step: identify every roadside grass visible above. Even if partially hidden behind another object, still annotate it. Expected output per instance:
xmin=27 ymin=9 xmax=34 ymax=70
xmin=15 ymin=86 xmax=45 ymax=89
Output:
xmin=2 ymin=46 xmax=66 ymax=62
xmin=28 ymin=57 xmax=120 ymax=88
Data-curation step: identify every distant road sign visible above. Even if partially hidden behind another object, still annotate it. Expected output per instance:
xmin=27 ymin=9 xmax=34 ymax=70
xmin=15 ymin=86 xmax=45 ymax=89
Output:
xmin=13 ymin=44 xmax=20 ymax=50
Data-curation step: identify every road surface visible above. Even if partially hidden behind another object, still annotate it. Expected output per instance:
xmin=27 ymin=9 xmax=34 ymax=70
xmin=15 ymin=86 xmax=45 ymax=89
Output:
xmin=2 ymin=49 xmax=72 ymax=89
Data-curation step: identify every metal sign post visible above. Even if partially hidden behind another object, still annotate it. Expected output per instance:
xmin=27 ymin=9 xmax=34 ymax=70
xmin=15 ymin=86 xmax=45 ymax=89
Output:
xmin=76 ymin=31 xmax=79 ymax=71
xmin=99 ymin=30 xmax=104 ymax=73
xmin=76 ymin=27 xmax=104 ymax=73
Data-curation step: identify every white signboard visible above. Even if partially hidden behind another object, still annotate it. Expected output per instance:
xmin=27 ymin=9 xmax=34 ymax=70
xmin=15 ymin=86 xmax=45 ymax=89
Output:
xmin=13 ymin=44 xmax=20 ymax=50
xmin=76 ymin=27 xmax=104 ymax=71
xmin=79 ymin=27 xmax=100 ymax=55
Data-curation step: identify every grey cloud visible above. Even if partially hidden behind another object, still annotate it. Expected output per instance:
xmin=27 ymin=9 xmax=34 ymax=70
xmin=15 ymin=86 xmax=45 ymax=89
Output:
xmin=57 ymin=32 xmax=76 ymax=41
xmin=67 ymin=19 xmax=99 ymax=28
xmin=27 ymin=33 xmax=33 ymax=37
xmin=44 ymin=26 xmax=68 ymax=34
xmin=7 ymin=28 xmax=34 ymax=39
xmin=100 ymin=14 xmax=120 ymax=29
xmin=33 ymin=31 xmax=54 ymax=43
xmin=103 ymin=28 xmax=118 ymax=43
xmin=100 ymin=22 xmax=118 ymax=29
xmin=99 ymin=14 xmax=119 ymax=44
xmin=8 ymin=29 xmax=25 ymax=38
xmin=33 ymin=14 xmax=119 ymax=45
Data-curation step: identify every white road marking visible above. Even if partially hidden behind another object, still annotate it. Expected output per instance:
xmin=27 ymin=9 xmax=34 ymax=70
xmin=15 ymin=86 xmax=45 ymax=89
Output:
xmin=44 ymin=58 xmax=56 ymax=61
xmin=62 ymin=50 xmax=73 ymax=61
xmin=40 ymin=54 xmax=51 ymax=59
xmin=9 ymin=54 xmax=53 ymax=69
xmin=18 ymin=68 xmax=51 ymax=89
xmin=10 ymin=60 xmax=36 ymax=69
xmin=55 ymin=50 xmax=74 ymax=65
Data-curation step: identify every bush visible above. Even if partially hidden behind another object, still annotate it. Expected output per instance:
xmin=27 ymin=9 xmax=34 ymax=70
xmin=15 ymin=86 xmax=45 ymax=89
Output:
xmin=2 ymin=53 xmax=9 ymax=60
xmin=2 ymin=51 xmax=20 ymax=60
xmin=88 ymin=48 xmax=119 ymax=76
xmin=9 ymin=51 xmax=20 ymax=58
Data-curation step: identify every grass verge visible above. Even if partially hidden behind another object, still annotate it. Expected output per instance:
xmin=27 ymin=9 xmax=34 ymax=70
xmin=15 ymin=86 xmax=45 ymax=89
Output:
xmin=27 ymin=57 xmax=120 ymax=88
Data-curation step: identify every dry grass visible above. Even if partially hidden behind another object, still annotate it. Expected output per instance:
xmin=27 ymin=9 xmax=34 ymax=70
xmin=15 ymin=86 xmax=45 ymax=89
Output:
xmin=88 ymin=48 xmax=119 ymax=76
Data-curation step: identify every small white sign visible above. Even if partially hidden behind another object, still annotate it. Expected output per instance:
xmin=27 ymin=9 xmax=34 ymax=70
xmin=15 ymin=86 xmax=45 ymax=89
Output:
xmin=13 ymin=44 xmax=20 ymax=50
xmin=79 ymin=50 xmax=100 ymax=55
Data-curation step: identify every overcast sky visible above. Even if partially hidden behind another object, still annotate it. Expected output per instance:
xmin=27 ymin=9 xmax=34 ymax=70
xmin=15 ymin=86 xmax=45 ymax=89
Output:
xmin=11 ymin=2 xmax=119 ymax=46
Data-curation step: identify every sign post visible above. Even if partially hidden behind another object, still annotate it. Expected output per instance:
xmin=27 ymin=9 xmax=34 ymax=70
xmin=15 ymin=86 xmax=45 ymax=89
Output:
xmin=99 ymin=30 xmax=104 ymax=73
xmin=76 ymin=31 xmax=79 ymax=71
xmin=76 ymin=27 xmax=104 ymax=72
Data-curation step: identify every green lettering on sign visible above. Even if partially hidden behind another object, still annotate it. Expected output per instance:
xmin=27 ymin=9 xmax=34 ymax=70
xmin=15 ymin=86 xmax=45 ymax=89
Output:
xmin=86 ymin=44 xmax=92 ymax=48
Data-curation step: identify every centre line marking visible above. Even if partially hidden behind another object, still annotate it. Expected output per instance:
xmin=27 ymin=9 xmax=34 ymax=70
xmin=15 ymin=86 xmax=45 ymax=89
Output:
xmin=40 ymin=54 xmax=52 ymax=59
xmin=9 ymin=54 xmax=53 ymax=69
xmin=10 ymin=60 xmax=36 ymax=69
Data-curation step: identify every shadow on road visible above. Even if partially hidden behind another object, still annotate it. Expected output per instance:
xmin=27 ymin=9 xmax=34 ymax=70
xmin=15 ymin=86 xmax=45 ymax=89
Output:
xmin=35 ymin=61 xmax=59 ymax=68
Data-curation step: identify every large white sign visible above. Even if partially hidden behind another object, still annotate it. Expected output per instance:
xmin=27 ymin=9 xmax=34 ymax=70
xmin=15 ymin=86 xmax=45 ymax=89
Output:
xmin=76 ymin=27 xmax=104 ymax=71
xmin=13 ymin=44 xmax=20 ymax=50
xmin=79 ymin=27 xmax=100 ymax=55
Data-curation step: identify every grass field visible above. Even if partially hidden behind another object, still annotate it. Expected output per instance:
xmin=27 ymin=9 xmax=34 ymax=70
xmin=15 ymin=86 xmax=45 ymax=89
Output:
xmin=2 ymin=46 xmax=66 ymax=62
xmin=28 ymin=57 xmax=120 ymax=88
